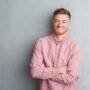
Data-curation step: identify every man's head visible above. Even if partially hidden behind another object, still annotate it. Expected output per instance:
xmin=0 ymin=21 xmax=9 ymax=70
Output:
xmin=52 ymin=8 xmax=71 ymax=35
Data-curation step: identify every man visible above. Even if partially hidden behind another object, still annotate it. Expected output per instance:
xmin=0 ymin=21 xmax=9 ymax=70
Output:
xmin=30 ymin=8 xmax=81 ymax=90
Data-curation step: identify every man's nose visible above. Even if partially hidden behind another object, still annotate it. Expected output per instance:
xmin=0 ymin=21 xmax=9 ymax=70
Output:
xmin=58 ymin=22 xmax=63 ymax=26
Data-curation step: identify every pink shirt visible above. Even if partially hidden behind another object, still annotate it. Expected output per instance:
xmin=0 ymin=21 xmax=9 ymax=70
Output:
xmin=30 ymin=34 xmax=81 ymax=90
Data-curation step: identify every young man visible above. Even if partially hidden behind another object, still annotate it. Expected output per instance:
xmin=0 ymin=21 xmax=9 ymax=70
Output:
xmin=30 ymin=8 xmax=81 ymax=90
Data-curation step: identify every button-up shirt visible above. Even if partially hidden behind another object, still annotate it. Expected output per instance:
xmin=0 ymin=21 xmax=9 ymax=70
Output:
xmin=30 ymin=34 xmax=81 ymax=90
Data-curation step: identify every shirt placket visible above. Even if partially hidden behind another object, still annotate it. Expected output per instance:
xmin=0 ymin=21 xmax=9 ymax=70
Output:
xmin=53 ymin=42 xmax=62 ymax=67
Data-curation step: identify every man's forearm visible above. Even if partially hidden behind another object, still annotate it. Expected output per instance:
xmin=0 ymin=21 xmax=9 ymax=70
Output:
xmin=51 ymin=65 xmax=67 ymax=77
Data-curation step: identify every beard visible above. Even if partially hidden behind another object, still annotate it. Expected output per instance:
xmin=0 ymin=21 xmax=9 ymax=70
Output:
xmin=53 ymin=28 xmax=68 ymax=35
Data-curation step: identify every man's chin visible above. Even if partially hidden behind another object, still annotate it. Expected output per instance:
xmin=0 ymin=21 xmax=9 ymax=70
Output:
xmin=55 ymin=31 xmax=66 ymax=35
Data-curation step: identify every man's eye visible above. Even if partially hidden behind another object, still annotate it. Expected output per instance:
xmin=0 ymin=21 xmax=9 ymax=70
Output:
xmin=54 ymin=20 xmax=59 ymax=23
xmin=63 ymin=20 xmax=68 ymax=23
xmin=63 ymin=21 xmax=67 ymax=23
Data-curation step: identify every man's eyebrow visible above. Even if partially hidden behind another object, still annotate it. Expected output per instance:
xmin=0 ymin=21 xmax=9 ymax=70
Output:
xmin=63 ymin=20 xmax=67 ymax=21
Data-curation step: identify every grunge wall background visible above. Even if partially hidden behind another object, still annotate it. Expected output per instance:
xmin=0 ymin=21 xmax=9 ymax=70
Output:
xmin=0 ymin=0 xmax=90 ymax=90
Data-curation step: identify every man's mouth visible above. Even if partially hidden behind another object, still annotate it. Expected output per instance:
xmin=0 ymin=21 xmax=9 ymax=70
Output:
xmin=57 ymin=26 xmax=63 ymax=29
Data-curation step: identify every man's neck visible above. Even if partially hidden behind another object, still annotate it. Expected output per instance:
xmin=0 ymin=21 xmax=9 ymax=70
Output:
xmin=54 ymin=33 xmax=68 ymax=41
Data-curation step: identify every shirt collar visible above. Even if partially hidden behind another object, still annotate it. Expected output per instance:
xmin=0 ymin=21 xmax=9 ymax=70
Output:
xmin=51 ymin=33 xmax=69 ymax=45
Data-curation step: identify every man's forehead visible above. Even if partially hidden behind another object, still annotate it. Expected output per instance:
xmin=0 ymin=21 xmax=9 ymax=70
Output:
xmin=53 ymin=14 xmax=69 ymax=20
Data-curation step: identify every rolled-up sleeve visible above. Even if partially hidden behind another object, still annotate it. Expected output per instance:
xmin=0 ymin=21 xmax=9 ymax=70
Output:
xmin=51 ymin=44 xmax=81 ymax=85
xmin=30 ymin=39 xmax=53 ymax=80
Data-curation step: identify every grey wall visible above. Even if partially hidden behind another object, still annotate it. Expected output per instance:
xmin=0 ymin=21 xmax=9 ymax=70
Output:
xmin=0 ymin=0 xmax=90 ymax=90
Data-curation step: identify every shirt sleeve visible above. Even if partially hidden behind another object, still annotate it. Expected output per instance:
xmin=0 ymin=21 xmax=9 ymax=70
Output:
xmin=51 ymin=44 xmax=81 ymax=85
xmin=30 ymin=39 xmax=53 ymax=80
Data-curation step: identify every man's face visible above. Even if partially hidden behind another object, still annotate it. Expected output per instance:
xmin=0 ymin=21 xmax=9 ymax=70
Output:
xmin=53 ymin=14 xmax=70 ymax=35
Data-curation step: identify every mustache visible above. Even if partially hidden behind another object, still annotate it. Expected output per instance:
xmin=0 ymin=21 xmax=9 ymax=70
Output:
xmin=57 ymin=26 xmax=64 ymax=28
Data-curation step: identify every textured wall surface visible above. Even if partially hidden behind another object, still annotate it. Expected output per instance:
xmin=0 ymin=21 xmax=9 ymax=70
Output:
xmin=0 ymin=0 xmax=90 ymax=90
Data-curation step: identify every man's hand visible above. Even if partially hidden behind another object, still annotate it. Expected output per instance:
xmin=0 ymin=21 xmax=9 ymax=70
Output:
xmin=52 ymin=65 xmax=67 ymax=77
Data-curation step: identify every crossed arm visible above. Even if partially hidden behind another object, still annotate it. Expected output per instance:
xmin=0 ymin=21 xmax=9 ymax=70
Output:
xmin=30 ymin=39 xmax=81 ymax=85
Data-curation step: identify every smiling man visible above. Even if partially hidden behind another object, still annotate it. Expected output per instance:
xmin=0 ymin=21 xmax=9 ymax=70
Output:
xmin=30 ymin=8 xmax=81 ymax=90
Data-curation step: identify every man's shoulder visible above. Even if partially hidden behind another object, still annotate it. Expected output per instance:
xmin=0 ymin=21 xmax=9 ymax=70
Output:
xmin=68 ymin=37 xmax=81 ymax=50
xmin=36 ymin=35 xmax=51 ymax=42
